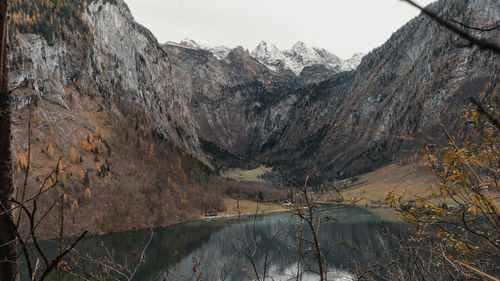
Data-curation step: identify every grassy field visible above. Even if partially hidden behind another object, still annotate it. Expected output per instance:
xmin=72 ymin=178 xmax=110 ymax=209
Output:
xmin=341 ymin=161 xmax=438 ymax=206
xmin=211 ymin=198 xmax=287 ymax=218
xmin=219 ymin=160 xmax=442 ymax=214
xmin=221 ymin=165 xmax=272 ymax=183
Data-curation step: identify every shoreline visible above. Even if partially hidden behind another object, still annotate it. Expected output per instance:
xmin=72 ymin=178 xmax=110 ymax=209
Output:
xmin=200 ymin=207 xmax=291 ymax=222
xmin=64 ymin=199 xmax=290 ymax=240
xmin=49 ymin=201 xmax=396 ymax=240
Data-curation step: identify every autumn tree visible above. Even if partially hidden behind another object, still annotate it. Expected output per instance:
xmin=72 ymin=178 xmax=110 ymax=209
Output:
xmin=381 ymin=1 xmax=500 ymax=280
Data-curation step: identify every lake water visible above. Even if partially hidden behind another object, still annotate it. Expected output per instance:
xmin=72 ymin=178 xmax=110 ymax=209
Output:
xmin=25 ymin=207 xmax=409 ymax=281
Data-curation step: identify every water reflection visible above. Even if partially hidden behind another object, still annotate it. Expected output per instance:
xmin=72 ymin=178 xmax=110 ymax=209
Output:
xmin=25 ymin=207 xmax=408 ymax=281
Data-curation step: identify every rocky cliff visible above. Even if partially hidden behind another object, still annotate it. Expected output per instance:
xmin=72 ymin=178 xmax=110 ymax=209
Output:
xmin=10 ymin=0 xmax=209 ymax=166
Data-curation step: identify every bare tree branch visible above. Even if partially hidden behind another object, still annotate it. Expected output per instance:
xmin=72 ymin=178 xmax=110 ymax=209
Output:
xmin=403 ymin=0 xmax=500 ymax=54
xmin=450 ymin=18 xmax=500 ymax=33
xmin=38 ymin=230 xmax=88 ymax=281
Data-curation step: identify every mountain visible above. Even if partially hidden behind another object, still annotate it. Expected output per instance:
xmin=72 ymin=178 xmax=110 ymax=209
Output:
xmin=158 ymin=0 xmax=499 ymax=179
xmin=161 ymin=42 xmax=297 ymax=165
xmin=7 ymin=0 xmax=500 ymax=236
xmin=340 ymin=52 xmax=364 ymax=72
xmin=255 ymin=0 xmax=500 ymax=177
xmin=176 ymin=38 xmax=233 ymax=60
xmin=165 ymin=38 xmax=363 ymax=76
xmin=7 ymin=0 xmax=247 ymax=236
xmin=251 ymin=40 xmax=362 ymax=75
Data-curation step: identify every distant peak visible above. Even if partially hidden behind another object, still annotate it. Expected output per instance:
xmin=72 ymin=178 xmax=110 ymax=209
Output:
xmin=340 ymin=52 xmax=365 ymax=71
xmin=252 ymin=40 xmax=281 ymax=58
xmin=292 ymin=41 xmax=307 ymax=49
xmin=229 ymin=46 xmax=251 ymax=56
xmin=256 ymin=40 xmax=278 ymax=48
xmin=179 ymin=37 xmax=199 ymax=48
xmin=172 ymin=38 xmax=233 ymax=60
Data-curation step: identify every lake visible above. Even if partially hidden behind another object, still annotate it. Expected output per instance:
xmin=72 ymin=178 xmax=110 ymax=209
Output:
xmin=24 ymin=207 xmax=409 ymax=281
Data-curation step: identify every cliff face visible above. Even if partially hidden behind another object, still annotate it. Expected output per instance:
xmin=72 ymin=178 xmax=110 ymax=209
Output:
xmin=161 ymin=44 xmax=299 ymax=162
xmin=7 ymin=0 xmax=500 ymax=235
xmin=10 ymin=0 xmax=207 ymax=166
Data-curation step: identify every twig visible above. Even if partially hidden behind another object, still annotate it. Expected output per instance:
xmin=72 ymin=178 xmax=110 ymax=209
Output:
xmin=450 ymin=19 xmax=500 ymax=33
xmin=470 ymin=97 xmax=500 ymax=130
xmin=403 ymin=0 xmax=500 ymax=54
xmin=38 ymin=230 xmax=89 ymax=281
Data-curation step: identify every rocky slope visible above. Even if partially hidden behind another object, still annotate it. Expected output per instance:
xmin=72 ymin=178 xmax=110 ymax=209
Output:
xmin=161 ymin=43 xmax=299 ymax=167
xmin=10 ymin=0 xmax=210 ymax=166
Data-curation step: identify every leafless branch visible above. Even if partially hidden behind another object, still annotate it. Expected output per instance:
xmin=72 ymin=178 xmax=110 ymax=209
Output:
xmin=450 ymin=18 xmax=500 ymax=33
xmin=402 ymin=0 xmax=500 ymax=54
xmin=38 ymin=230 xmax=88 ymax=281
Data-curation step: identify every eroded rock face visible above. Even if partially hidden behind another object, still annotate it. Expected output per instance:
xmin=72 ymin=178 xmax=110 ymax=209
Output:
xmin=11 ymin=0 xmax=209 ymax=166
xmin=161 ymin=43 xmax=298 ymax=162
xmin=83 ymin=0 xmax=207 ymax=163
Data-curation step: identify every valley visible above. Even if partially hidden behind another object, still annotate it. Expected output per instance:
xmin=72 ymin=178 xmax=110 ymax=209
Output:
xmin=1 ymin=0 xmax=499 ymax=280
xmin=5 ymin=0 xmax=500 ymax=239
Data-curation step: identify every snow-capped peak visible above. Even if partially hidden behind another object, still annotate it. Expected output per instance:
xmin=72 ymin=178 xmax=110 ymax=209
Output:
xmin=252 ymin=41 xmax=285 ymax=65
xmin=169 ymin=38 xmax=364 ymax=74
xmin=341 ymin=52 xmax=364 ymax=72
xmin=179 ymin=38 xmax=200 ymax=48
xmin=251 ymin=41 xmax=354 ymax=75
xmin=175 ymin=37 xmax=233 ymax=60
xmin=254 ymin=40 xmax=281 ymax=56
xmin=291 ymin=41 xmax=307 ymax=51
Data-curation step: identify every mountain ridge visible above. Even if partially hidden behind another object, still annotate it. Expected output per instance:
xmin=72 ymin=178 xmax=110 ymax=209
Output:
xmin=165 ymin=38 xmax=363 ymax=75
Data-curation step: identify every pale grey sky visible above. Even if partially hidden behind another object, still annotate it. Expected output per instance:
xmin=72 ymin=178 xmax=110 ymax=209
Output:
xmin=123 ymin=0 xmax=436 ymax=59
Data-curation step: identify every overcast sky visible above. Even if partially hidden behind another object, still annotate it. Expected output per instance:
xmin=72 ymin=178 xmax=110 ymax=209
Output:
xmin=123 ymin=0 xmax=436 ymax=59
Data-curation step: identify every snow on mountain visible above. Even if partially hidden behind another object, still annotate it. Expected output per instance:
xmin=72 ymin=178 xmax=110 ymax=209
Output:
xmin=251 ymin=40 xmax=363 ymax=75
xmin=341 ymin=52 xmax=364 ymax=72
xmin=166 ymin=38 xmax=363 ymax=74
xmin=251 ymin=41 xmax=288 ymax=72
xmin=177 ymin=38 xmax=233 ymax=60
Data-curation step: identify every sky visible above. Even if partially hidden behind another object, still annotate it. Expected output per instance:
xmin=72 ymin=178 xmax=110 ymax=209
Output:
xmin=123 ymin=0 xmax=436 ymax=59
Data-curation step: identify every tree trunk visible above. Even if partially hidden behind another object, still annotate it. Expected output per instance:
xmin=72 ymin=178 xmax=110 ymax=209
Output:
xmin=0 ymin=0 xmax=19 ymax=280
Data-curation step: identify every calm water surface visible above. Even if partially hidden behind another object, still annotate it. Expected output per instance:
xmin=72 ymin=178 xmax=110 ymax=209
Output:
xmin=27 ymin=207 xmax=409 ymax=281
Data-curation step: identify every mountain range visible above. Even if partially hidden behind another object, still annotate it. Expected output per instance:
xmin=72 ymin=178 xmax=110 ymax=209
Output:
xmin=167 ymin=38 xmax=363 ymax=75
xmin=7 ymin=0 xmax=500 ymax=235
